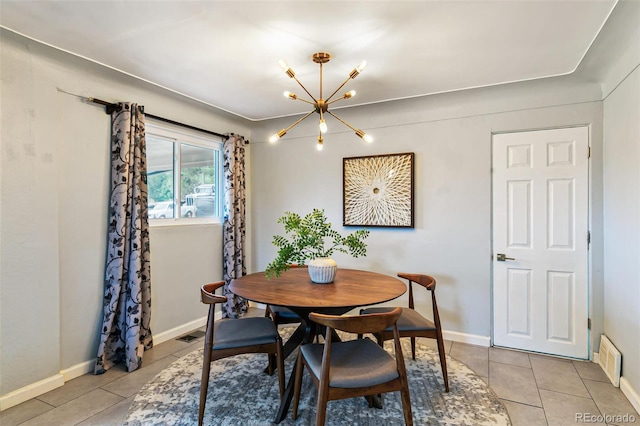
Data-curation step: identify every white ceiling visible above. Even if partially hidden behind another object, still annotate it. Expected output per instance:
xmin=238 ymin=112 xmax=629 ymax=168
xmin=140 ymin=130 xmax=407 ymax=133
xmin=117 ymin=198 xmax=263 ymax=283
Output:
xmin=0 ymin=0 xmax=619 ymax=121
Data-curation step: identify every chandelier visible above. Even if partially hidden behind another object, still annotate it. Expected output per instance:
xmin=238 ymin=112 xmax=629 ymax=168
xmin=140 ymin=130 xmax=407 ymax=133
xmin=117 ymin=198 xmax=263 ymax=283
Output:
xmin=269 ymin=52 xmax=373 ymax=151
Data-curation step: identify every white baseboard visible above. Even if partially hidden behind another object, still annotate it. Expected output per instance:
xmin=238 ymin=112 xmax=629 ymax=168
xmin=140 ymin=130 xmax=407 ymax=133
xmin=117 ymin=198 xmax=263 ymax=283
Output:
xmin=443 ymin=330 xmax=491 ymax=347
xmin=620 ymin=376 xmax=640 ymax=415
xmin=61 ymin=360 xmax=96 ymax=382
xmin=0 ymin=374 xmax=64 ymax=411
xmin=152 ymin=316 xmax=209 ymax=345
xmin=593 ymin=351 xmax=600 ymax=364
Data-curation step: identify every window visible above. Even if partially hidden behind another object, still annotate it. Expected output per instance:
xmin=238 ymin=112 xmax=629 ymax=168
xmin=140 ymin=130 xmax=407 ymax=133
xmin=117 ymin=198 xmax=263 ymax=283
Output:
xmin=146 ymin=121 xmax=223 ymax=222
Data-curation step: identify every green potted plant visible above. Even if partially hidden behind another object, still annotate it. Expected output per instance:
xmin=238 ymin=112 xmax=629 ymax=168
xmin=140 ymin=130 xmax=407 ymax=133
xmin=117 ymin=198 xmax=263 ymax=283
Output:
xmin=265 ymin=209 xmax=369 ymax=282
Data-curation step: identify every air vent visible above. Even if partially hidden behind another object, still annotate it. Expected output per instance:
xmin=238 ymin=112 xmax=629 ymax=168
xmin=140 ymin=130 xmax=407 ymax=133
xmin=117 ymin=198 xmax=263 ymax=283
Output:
xmin=598 ymin=334 xmax=621 ymax=387
xmin=176 ymin=330 xmax=205 ymax=342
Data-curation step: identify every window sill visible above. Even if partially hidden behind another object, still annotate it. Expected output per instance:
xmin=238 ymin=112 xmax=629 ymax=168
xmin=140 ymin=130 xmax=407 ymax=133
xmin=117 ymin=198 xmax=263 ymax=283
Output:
xmin=149 ymin=217 xmax=223 ymax=228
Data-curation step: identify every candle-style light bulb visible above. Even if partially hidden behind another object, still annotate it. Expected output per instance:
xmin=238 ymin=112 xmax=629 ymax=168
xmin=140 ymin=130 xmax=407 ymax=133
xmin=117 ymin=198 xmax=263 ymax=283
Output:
xmin=319 ymin=119 xmax=328 ymax=134
xmin=355 ymin=129 xmax=373 ymax=143
xmin=269 ymin=129 xmax=287 ymax=143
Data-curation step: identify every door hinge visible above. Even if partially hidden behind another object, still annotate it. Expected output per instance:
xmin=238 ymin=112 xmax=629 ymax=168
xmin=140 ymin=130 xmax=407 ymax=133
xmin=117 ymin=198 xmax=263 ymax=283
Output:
xmin=588 ymin=147 xmax=591 ymax=158
xmin=588 ymin=318 xmax=591 ymax=330
xmin=587 ymin=231 xmax=591 ymax=246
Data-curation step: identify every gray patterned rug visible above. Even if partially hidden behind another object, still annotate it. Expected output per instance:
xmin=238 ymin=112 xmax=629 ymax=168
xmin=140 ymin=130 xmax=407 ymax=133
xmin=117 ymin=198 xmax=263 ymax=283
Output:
xmin=125 ymin=328 xmax=510 ymax=425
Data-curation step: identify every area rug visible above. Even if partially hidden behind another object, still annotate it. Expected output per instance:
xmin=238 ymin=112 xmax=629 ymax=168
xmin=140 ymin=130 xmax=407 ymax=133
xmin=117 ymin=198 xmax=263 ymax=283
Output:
xmin=125 ymin=328 xmax=510 ymax=425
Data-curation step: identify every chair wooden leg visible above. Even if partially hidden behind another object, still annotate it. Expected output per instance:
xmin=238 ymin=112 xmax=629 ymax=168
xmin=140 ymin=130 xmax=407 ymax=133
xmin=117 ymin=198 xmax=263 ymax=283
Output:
xmin=436 ymin=334 xmax=449 ymax=392
xmin=198 ymin=347 xmax=213 ymax=426
xmin=315 ymin=384 xmax=328 ymax=426
xmin=411 ymin=337 xmax=416 ymax=360
xmin=267 ymin=353 xmax=275 ymax=376
xmin=267 ymin=353 xmax=276 ymax=375
xmin=292 ymin=351 xmax=304 ymax=420
xmin=400 ymin=384 xmax=414 ymax=426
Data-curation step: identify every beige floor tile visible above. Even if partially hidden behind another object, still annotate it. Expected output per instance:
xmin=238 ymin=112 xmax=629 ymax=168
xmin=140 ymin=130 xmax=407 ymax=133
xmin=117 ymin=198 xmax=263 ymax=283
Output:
xmin=573 ymin=360 xmax=610 ymax=383
xmin=531 ymin=356 xmax=590 ymax=398
xmin=501 ymin=399 xmax=548 ymax=426
xmin=539 ymin=389 xmax=605 ymax=426
xmin=489 ymin=362 xmax=542 ymax=407
xmin=37 ymin=365 xmax=128 ymax=407
xmin=490 ymin=347 xmax=532 ymax=368
xmin=171 ymin=339 xmax=204 ymax=359
xmin=101 ymin=355 xmax=179 ymax=398
xmin=583 ymin=379 xmax=639 ymax=423
xmin=450 ymin=342 xmax=489 ymax=377
xmin=141 ymin=338 xmax=195 ymax=367
xmin=19 ymin=389 xmax=124 ymax=426
xmin=76 ymin=395 xmax=134 ymax=426
xmin=0 ymin=399 xmax=54 ymax=426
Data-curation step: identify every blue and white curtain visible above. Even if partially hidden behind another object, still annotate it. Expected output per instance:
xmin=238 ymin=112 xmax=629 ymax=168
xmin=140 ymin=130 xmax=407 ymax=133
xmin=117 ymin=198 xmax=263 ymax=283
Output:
xmin=221 ymin=133 xmax=248 ymax=318
xmin=95 ymin=103 xmax=153 ymax=373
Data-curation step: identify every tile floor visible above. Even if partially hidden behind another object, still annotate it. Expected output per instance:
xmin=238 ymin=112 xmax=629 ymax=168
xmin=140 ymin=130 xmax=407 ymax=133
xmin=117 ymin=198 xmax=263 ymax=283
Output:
xmin=1 ymin=308 xmax=638 ymax=426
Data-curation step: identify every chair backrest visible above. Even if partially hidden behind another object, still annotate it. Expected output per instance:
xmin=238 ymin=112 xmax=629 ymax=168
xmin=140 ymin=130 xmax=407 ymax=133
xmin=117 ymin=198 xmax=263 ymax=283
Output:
xmin=398 ymin=273 xmax=436 ymax=308
xmin=201 ymin=281 xmax=227 ymax=305
xmin=309 ymin=307 xmax=402 ymax=335
xmin=200 ymin=282 xmax=228 ymax=347
xmin=397 ymin=273 xmax=435 ymax=291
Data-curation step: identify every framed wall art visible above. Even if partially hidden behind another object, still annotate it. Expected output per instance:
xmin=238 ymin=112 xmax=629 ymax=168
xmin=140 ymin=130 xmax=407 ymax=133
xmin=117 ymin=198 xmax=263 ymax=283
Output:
xmin=343 ymin=152 xmax=414 ymax=228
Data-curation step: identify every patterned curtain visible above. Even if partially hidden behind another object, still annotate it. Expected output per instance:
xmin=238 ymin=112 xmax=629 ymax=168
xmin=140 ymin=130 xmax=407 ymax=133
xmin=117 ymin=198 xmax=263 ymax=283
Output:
xmin=221 ymin=133 xmax=248 ymax=318
xmin=95 ymin=103 xmax=153 ymax=374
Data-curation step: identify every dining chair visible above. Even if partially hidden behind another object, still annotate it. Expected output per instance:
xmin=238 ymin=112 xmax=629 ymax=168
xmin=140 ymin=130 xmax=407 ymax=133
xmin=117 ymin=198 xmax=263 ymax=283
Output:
xmin=199 ymin=281 xmax=285 ymax=426
xmin=359 ymin=273 xmax=449 ymax=392
xmin=292 ymin=307 xmax=413 ymax=426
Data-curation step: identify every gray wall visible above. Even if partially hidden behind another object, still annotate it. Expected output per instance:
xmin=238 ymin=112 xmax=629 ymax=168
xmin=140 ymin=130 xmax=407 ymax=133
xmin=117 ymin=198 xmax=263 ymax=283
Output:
xmin=603 ymin=65 xmax=640 ymax=399
xmin=0 ymin=28 xmax=251 ymax=399
xmin=250 ymin=78 xmax=604 ymax=342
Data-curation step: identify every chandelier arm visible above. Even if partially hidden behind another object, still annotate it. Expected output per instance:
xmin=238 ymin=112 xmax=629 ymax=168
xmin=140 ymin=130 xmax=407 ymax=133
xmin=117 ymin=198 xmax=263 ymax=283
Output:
xmin=327 ymin=96 xmax=350 ymax=106
xmin=325 ymin=76 xmax=353 ymax=102
xmin=292 ymin=97 xmax=316 ymax=106
xmin=291 ymin=75 xmax=317 ymax=103
xmin=326 ymin=110 xmax=358 ymax=132
xmin=283 ymin=110 xmax=316 ymax=133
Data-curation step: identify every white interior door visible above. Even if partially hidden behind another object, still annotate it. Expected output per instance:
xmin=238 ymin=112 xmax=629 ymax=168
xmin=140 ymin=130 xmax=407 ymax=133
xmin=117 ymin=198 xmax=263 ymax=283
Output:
xmin=492 ymin=127 xmax=589 ymax=359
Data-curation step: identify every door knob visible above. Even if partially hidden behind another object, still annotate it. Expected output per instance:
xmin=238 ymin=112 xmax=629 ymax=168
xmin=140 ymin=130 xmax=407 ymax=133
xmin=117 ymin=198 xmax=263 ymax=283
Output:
xmin=496 ymin=253 xmax=515 ymax=261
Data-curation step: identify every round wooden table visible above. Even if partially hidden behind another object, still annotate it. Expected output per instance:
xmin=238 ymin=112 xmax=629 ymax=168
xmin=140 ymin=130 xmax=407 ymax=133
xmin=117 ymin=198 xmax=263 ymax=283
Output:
xmin=230 ymin=267 xmax=406 ymax=311
xmin=230 ymin=267 xmax=406 ymax=423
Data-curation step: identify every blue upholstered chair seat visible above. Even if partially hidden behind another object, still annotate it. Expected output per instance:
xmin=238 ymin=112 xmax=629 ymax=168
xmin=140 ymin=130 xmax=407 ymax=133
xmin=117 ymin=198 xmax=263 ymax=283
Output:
xmin=300 ymin=338 xmax=399 ymax=388
xmin=268 ymin=305 xmax=300 ymax=321
xmin=360 ymin=307 xmax=436 ymax=332
xmin=213 ymin=317 xmax=279 ymax=350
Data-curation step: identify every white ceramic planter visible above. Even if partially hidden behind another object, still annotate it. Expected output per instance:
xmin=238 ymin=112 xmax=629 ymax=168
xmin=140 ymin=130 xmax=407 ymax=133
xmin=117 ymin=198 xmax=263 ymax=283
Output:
xmin=308 ymin=257 xmax=337 ymax=283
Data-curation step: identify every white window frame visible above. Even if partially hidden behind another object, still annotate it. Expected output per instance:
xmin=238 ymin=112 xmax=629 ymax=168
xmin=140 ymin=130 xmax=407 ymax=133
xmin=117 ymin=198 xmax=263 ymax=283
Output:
xmin=146 ymin=119 xmax=224 ymax=225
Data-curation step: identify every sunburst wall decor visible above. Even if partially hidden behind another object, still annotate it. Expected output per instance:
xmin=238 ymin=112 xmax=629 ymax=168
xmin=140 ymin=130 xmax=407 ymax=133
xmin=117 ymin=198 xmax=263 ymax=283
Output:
xmin=343 ymin=152 xmax=415 ymax=228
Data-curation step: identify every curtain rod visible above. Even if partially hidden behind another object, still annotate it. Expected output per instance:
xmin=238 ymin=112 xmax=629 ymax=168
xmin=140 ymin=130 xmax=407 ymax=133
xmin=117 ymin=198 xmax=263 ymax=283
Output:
xmin=88 ymin=97 xmax=247 ymax=143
